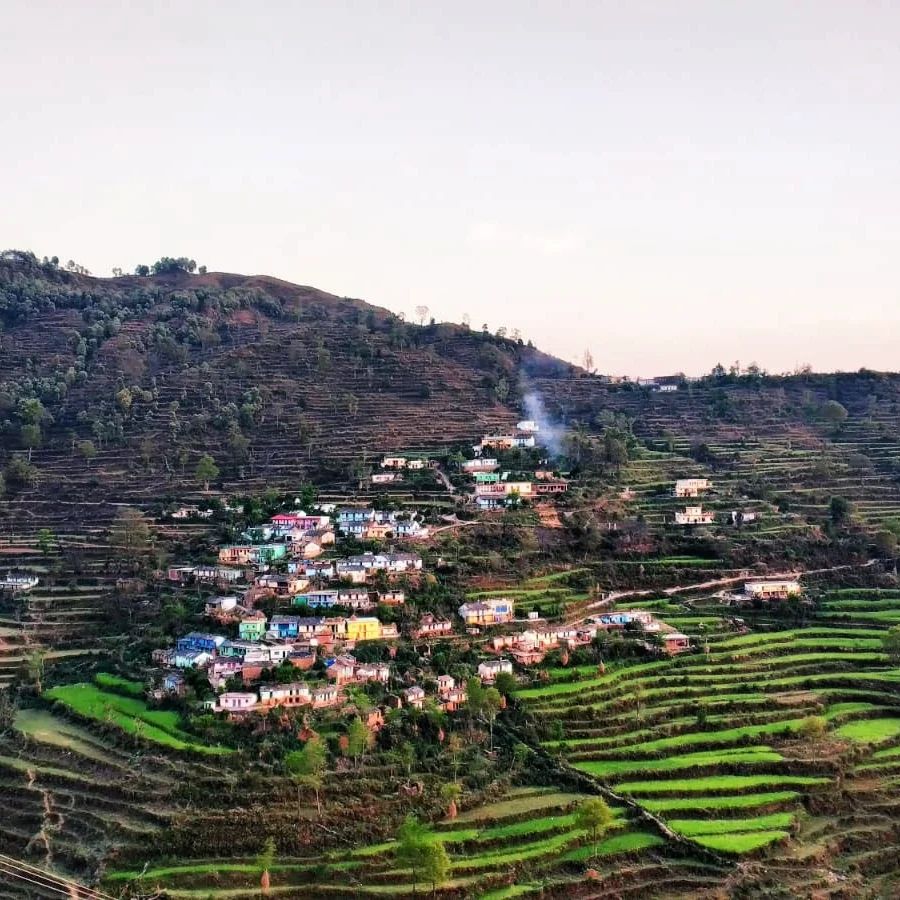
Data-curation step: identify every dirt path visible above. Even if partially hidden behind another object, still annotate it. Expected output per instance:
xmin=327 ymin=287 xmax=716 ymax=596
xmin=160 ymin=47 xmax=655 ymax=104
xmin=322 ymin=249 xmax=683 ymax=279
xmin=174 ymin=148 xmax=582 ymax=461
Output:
xmin=569 ymin=559 xmax=878 ymax=626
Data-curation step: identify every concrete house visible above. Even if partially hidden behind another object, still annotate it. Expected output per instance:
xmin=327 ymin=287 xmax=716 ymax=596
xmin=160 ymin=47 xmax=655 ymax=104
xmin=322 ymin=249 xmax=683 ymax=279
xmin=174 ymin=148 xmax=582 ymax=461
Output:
xmin=744 ymin=580 xmax=802 ymax=601
xmin=458 ymin=598 xmax=514 ymax=627
xmin=674 ymin=478 xmax=711 ymax=498
xmin=478 ymin=659 xmax=513 ymax=683
xmin=674 ymin=505 xmax=715 ymax=526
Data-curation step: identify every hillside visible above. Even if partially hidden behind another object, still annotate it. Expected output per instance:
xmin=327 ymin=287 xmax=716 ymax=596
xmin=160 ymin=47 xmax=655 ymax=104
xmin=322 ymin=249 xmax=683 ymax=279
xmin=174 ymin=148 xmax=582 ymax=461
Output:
xmin=0 ymin=252 xmax=571 ymax=528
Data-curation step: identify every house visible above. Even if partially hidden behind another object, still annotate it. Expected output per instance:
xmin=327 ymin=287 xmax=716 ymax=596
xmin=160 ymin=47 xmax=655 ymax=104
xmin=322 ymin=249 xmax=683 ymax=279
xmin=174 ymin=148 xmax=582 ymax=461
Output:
xmin=345 ymin=616 xmax=383 ymax=642
xmin=463 ymin=458 xmax=499 ymax=473
xmin=217 ymin=692 xmax=258 ymax=714
xmin=474 ymin=471 xmax=501 ymax=484
xmin=193 ymin=565 xmax=243 ymax=584
xmin=663 ymin=633 xmax=690 ymax=654
xmin=171 ymin=505 xmax=213 ymax=520
xmin=478 ymin=659 xmax=513 ymax=683
xmin=441 ymin=686 xmax=467 ymax=712
xmin=270 ymin=513 xmax=331 ymax=534
xmin=730 ymin=510 xmax=758 ymax=525
xmin=517 ymin=419 xmax=539 ymax=433
xmin=533 ymin=479 xmax=569 ymax=495
xmin=437 ymin=674 xmax=456 ymax=695
xmin=175 ymin=649 xmax=211 ymax=669
xmin=372 ymin=472 xmax=402 ymax=485
xmin=238 ymin=611 xmax=267 ymax=641
xmin=337 ymin=507 xmax=376 ymax=535
xmin=337 ymin=589 xmax=374 ymax=610
xmin=407 ymin=459 xmax=426 ymax=470
xmin=259 ymin=682 xmax=311 ymax=708
xmin=395 ymin=520 xmax=430 ymax=539
xmin=404 ymin=686 xmax=425 ymax=709
xmin=160 ymin=671 xmax=186 ymax=697
xmin=365 ymin=708 xmax=385 ymax=732
xmin=304 ymin=561 xmax=335 ymax=580
xmin=205 ymin=595 xmax=240 ymax=618
xmin=381 ymin=456 xmax=408 ymax=469
xmin=356 ymin=662 xmax=391 ymax=683
xmin=458 ymin=599 xmax=515 ymax=627
xmin=208 ymin=657 xmax=243 ymax=687
xmin=256 ymin=573 xmax=309 ymax=596
xmin=674 ymin=478 xmax=711 ymax=498
xmin=475 ymin=481 xmax=534 ymax=499
xmin=166 ymin=565 xmax=195 ymax=583
xmin=414 ymin=614 xmax=453 ymax=639
xmin=674 ymin=505 xmax=715 ymax=526
xmin=218 ymin=545 xmax=257 ymax=566
xmin=294 ymin=590 xmax=340 ymax=609
xmin=0 ymin=573 xmax=39 ymax=592
xmin=744 ymin=580 xmax=802 ymax=601
xmin=177 ymin=632 xmax=226 ymax=655
xmin=378 ymin=589 xmax=405 ymax=605
xmin=364 ymin=521 xmax=395 ymax=539
xmin=269 ymin=615 xmax=327 ymax=640
xmin=326 ymin=655 xmax=358 ymax=684
xmin=592 ymin=610 xmax=655 ymax=630
xmin=311 ymin=684 xmax=341 ymax=708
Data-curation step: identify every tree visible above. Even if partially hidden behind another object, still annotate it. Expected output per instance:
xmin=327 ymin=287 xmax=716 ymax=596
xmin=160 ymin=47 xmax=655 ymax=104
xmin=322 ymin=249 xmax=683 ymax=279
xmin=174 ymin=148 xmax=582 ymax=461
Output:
xmin=415 ymin=304 xmax=430 ymax=325
xmin=575 ymin=797 xmax=614 ymax=858
xmin=20 ymin=423 xmax=41 ymax=461
xmin=134 ymin=264 xmax=150 ymax=276
xmin=883 ymin=625 xmax=900 ymax=664
xmin=77 ymin=440 xmax=97 ymax=464
xmin=874 ymin=530 xmax=898 ymax=558
xmin=603 ymin=433 xmax=628 ymax=472
xmin=195 ymin=453 xmax=219 ymax=492
xmin=493 ymin=671 xmax=516 ymax=697
xmin=37 ymin=528 xmax=55 ymax=556
xmin=285 ymin=735 xmax=327 ymax=815
xmin=482 ymin=686 xmax=502 ymax=751
xmin=830 ymin=496 xmax=852 ymax=526
xmin=421 ymin=840 xmax=450 ymax=897
xmin=799 ymin=715 xmax=827 ymax=742
xmin=582 ymin=348 xmax=594 ymax=373
xmin=440 ymin=781 xmax=461 ymax=819
xmin=27 ymin=649 xmax=45 ymax=694
xmin=110 ymin=507 xmax=150 ymax=554
xmin=345 ymin=716 xmax=372 ymax=769
xmin=395 ymin=816 xmax=434 ymax=898
xmin=821 ymin=400 xmax=848 ymax=431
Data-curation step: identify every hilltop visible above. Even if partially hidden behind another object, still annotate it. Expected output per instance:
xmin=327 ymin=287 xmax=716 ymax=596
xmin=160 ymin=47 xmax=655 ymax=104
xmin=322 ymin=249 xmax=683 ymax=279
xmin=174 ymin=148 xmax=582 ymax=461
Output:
xmin=0 ymin=252 xmax=572 ymax=524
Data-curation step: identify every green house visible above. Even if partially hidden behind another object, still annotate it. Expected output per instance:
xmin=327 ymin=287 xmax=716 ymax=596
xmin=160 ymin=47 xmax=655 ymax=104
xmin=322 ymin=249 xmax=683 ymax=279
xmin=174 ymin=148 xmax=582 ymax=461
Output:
xmin=474 ymin=472 xmax=501 ymax=484
xmin=238 ymin=615 xmax=267 ymax=641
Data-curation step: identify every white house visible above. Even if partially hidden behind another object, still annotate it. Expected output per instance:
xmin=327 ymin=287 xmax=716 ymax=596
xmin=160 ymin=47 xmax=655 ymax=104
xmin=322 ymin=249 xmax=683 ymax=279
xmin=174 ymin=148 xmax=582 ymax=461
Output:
xmin=674 ymin=478 xmax=711 ymax=498
xmin=381 ymin=456 xmax=408 ymax=469
xmin=478 ymin=659 xmax=513 ymax=683
xmin=744 ymin=580 xmax=802 ymax=601
xmin=674 ymin=505 xmax=715 ymax=526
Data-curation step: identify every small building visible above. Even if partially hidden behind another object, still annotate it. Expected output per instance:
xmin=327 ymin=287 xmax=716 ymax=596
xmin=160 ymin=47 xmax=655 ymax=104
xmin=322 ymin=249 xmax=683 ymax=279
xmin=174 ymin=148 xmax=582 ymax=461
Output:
xmin=0 ymin=573 xmax=40 ymax=593
xmin=663 ymin=632 xmax=690 ymax=654
xmin=372 ymin=472 xmax=402 ymax=485
xmin=437 ymin=674 xmax=456 ymax=695
xmin=378 ymin=589 xmax=405 ymax=605
xmin=238 ymin=611 xmax=267 ymax=641
xmin=463 ymin=457 xmax=499 ymax=473
xmin=294 ymin=590 xmax=340 ymax=609
xmin=675 ymin=478 xmax=711 ymax=498
xmin=311 ymin=684 xmax=341 ymax=708
xmin=478 ymin=659 xmax=513 ymax=683
xmin=744 ymin=580 xmax=802 ymax=601
xmin=345 ymin=616 xmax=383 ymax=642
xmin=381 ymin=456 xmax=408 ymax=469
xmin=205 ymin=595 xmax=241 ymax=618
xmin=458 ymin=598 xmax=514 ymax=627
xmin=175 ymin=649 xmax=211 ymax=669
xmin=414 ymin=614 xmax=453 ymax=639
xmin=674 ymin=505 xmax=715 ymax=526
xmin=217 ymin=692 xmax=258 ymax=714
xmin=404 ymin=686 xmax=425 ymax=709
xmin=259 ymin=682 xmax=311 ymax=708
xmin=177 ymin=632 xmax=226 ymax=655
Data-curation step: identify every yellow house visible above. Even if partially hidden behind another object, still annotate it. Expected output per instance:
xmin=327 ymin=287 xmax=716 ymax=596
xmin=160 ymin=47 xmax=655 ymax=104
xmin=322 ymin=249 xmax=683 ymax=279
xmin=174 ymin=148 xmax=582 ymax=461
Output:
xmin=345 ymin=616 xmax=383 ymax=642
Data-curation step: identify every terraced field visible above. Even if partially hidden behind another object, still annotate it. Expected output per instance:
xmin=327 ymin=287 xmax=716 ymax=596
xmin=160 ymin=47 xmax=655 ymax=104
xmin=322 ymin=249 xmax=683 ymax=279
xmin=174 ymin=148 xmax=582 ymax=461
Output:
xmin=101 ymin=786 xmax=721 ymax=898
xmin=518 ymin=595 xmax=900 ymax=890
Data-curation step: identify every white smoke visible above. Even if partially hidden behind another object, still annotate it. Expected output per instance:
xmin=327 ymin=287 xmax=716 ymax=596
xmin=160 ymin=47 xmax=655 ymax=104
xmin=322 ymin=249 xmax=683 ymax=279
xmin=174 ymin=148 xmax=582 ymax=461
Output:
xmin=523 ymin=391 xmax=565 ymax=458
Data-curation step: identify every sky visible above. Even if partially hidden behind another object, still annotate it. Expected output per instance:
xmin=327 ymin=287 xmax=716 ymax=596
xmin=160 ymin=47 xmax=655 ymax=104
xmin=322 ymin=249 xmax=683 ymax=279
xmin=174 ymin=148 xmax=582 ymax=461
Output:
xmin=2 ymin=1 xmax=899 ymax=376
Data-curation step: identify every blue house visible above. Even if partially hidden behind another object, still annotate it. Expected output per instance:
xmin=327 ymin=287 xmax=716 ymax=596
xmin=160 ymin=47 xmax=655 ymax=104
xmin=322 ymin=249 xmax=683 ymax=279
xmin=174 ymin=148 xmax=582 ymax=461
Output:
xmin=293 ymin=590 xmax=339 ymax=609
xmin=176 ymin=632 xmax=226 ymax=654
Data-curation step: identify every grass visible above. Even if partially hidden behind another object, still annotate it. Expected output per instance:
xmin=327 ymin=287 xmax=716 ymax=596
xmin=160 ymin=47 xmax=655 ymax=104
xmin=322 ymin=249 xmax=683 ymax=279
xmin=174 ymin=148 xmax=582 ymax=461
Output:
xmin=560 ymin=831 xmax=665 ymax=860
xmin=94 ymin=672 xmax=145 ymax=696
xmin=574 ymin=748 xmax=783 ymax=778
xmin=616 ymin=775 xmax=828 ymax=795
xmin=835 ymin=718 xmax=900 ymax=744
xmin=453 ymin=792 xmax=586 ymax=822
xmin=692 ymin=830 xmax=788 ymax=853
xmin=45 ymin=682 xmax=230 ymax=755
xmin=14 ymin=707 xmax=122 ymax=765
xmin=667 ymin=813 xmax=793 ymax=836
xmin=639 ymin=791 xmax=800 ymax=812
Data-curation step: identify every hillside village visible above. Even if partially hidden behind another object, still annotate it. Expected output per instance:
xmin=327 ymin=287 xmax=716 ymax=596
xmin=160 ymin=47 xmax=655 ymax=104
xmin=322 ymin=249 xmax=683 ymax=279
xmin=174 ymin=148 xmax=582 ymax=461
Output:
xmin=2 ymin=259 xmax=900 ymax=898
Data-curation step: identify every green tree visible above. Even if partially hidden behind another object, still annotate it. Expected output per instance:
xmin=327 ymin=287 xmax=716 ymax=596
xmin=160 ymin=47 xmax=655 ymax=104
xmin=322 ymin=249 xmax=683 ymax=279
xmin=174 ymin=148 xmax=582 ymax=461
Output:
xmin=821 ymin=400 xmax=849 ymax=431
xmin=285 ymin=736 xmax=327 ymax=815
xmin=482 ymin=686 xmax=502 ymax=751
xmin=575 ymin=797 xmax=614 ymax=858
xmin=830 ymin=496 xmax=852 ymax=526
xmin=422 ymin=840 xmax=450 ymax=897
xmin=110 ymin=507 xmax=150 ymax=555
xmin=37 ymin=528 xmax=55 ymax=556
xmin=345 ymin=717 xmax=372 ymax=769
xmin=493 ymin=671 xmax=516 ymax=697
xmin=20 ymin=423 xmax=41 ymax=461
xmin=27 ymin=649 xmax=45 ymax=694
xmin=799 ymin=715 xmax=827 ymax=742
xmin=195 ymin=453 xmax=219 ymax=492
xmin=883 ymin=625 xmax=900 ymax=664
xmin=875 ymin=530 xmax=898 ymax=558
xmin=77 ymin=440 xmax=98 ymax=464
xmin=395 ymin=816 xmax=433 ymax=898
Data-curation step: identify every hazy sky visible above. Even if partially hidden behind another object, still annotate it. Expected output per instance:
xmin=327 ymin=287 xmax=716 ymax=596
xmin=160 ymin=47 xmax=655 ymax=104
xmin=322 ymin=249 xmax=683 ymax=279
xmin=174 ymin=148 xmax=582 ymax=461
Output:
xmin=3 ymin=1 xmax=899 ymax=376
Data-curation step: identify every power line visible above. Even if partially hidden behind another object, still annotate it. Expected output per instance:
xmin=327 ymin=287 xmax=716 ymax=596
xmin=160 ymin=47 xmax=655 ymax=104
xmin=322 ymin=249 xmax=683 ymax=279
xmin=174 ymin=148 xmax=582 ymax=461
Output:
xmin=0 ymin=855 xmax=116 ymax=900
